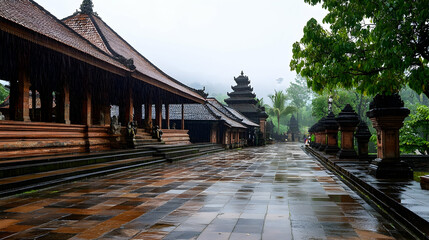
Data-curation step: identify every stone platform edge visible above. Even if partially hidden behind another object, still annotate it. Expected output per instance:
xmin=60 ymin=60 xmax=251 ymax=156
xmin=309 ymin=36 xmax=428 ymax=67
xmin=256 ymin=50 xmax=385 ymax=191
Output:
xmin=304 ymin=146 xmax=429 ymax=240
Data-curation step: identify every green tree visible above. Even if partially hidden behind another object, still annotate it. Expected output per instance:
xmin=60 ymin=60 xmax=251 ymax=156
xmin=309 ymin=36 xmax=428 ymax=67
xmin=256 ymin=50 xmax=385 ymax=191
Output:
xmin=0 ymin=83 xmax=9 ymax=104
xmin=210 ymin=93 xmax=228 ymax=105
xmin=290 ymin=0 xmax=429 ymax=97
xmin=80 ymin=0 xmax=94 ymax=14
xmin=400 ymin=105 xmax=429 ymax=155
xmin=285 ymin=76 xmax=312 ymax=124
xmin=256 ymin=97 xmax=269 ymax=109
xmin=267 ymin=90 xmax=296 ymax=133
xmin=311 ymin=89 xmax=372 ymax=122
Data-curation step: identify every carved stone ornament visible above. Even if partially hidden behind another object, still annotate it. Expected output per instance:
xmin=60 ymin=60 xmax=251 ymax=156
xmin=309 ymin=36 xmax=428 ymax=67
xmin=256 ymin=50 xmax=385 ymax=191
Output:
xmin=110 ymin=115 xmax=121 ymax=135
xmin=152 ymin=125 xmax=163 ymax=141
xmin=126 ymin=121 xmax=138 ymax=139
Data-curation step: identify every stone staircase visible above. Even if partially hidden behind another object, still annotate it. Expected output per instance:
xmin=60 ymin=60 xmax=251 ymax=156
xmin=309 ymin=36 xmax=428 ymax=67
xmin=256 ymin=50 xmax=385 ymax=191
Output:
xmin=134 ymin=130 xmax=163 ymax=148
xmin=0 ymin=143 xmax=225 ymax=197
xmin=161 ymin=129 xmax=191 ymax=145
xmin=0 ymin=148 xmax=163 ymax=197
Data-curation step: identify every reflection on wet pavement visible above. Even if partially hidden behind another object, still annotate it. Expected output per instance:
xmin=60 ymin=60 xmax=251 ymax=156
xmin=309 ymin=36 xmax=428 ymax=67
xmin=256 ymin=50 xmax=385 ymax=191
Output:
xmin=0 ymin=143 xmax=406 ymax=239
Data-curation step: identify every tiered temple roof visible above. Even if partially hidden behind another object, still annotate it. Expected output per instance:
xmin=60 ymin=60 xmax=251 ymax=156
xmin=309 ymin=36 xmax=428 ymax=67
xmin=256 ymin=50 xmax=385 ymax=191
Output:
xmin=224 ymin=71 xmax=268 ymax=123
xmin=225 ymin=71 xmax=257 ymax=105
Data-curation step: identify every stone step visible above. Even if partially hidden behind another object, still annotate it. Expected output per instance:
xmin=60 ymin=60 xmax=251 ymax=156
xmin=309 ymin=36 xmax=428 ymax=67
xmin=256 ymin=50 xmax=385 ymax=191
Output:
xmin=0 ymin=149 xmax=155 ymax=179
xmin=0 ymin=143 xmax=225 ymax=198
xmin=0 ymin=155 xmax=166 ymax=197
xmin=166 ymin=145 xmax=225 ymax=162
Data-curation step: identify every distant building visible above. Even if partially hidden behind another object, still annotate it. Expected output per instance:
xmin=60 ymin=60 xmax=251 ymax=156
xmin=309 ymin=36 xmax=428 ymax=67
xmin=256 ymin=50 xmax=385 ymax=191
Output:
xmin=287 ymin=115 xmax=300 ymax=142
xmin=225 ymin=71 xmax=268 ymax=144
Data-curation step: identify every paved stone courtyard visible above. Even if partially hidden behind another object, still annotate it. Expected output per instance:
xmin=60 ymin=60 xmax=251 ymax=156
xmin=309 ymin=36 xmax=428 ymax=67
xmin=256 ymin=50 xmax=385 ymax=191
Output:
xmin=0 ymin=143 xmax=406 ymax=239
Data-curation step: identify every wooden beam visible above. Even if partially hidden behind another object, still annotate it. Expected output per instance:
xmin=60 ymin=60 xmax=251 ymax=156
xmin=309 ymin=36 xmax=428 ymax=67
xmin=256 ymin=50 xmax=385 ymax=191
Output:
xmin=132 ymin=72 xmax=205 ymax=104
xmin=181 ymin=104 xmax=185 ymax=130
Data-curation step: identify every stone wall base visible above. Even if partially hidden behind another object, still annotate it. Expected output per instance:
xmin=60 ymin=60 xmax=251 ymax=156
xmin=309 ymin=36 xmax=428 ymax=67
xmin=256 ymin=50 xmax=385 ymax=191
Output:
xmin=369 ymin=158 xmax=413 ymax=179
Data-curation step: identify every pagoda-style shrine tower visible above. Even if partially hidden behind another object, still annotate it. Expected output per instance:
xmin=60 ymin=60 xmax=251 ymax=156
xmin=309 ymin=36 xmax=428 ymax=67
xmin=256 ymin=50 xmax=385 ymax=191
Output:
xmin=287 ymin=115 xmax=300 ymax=142
xmin=225 ymin=71 xmax=268 ymax=139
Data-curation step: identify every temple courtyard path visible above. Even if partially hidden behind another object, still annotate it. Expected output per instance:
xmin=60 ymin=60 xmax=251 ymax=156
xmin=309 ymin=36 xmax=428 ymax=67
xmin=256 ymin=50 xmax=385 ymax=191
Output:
xmin=0 ymin=143 xmax=406 ymax=240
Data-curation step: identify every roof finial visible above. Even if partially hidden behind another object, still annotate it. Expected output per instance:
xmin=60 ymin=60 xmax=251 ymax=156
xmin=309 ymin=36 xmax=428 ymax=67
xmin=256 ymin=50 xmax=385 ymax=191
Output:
xmin=80 ymin=0 xmax=94 ymax=14
xmin=241 ymin=71 xmax=244 ymax=76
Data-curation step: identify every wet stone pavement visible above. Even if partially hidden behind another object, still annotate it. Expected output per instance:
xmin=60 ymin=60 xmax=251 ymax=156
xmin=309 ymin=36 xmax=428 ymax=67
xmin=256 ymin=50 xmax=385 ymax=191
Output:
xmin=0 ymin=143 xmax=407 ymax=240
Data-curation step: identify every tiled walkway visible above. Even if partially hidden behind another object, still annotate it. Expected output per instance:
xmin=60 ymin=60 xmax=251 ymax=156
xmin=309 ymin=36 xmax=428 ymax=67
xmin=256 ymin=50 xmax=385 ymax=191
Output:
xmin=0 ymin=143 xmax=406 ymax=239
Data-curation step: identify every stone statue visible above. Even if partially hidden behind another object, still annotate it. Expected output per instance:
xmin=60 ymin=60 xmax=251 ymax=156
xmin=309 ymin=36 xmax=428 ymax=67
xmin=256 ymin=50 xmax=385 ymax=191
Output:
xmin=171 ymin=122 xmax=176 ymax=129
xmin=152 ymin=125 xmax=163 ymax=141
xmin=126 ymin=121 xmax=137 ymax=138
xmin=0 ymin=111 xmax=4 ymax=121
xmin=110 ymin=116 xmax=121 ymax=135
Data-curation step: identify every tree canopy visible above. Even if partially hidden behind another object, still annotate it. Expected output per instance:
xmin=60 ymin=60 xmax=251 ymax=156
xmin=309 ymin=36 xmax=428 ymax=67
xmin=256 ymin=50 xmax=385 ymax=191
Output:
xmin=267 ymin=90 xmax=296 ymax=133
xmin=290 ymin=0 xmax=429 ymax=97
xmin=80 ymin=0 xmax=94 ymax=14
xmin=0 ymin=83 xmax=9 ymax=104
xmin=400 ymin=105 xmax=429 ymax=155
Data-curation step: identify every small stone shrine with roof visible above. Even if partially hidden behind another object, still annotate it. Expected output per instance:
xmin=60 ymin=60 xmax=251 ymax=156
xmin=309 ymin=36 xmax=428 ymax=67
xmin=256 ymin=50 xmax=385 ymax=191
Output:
xmin=287 ymin=115 xmax=300 ymax=142
xmin=225 ymin=71 xmax=268 ymax=142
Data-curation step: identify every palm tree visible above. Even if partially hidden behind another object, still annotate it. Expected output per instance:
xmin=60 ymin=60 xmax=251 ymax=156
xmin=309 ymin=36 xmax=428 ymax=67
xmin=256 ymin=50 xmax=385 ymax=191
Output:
xmin=268 ymin=90 xmax=296 ymax=133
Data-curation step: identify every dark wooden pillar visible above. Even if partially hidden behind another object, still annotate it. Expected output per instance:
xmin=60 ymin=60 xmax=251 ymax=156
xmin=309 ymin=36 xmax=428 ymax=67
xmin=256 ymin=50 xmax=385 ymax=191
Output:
xmin=155 ymin=100 xmax=162 ymax=129
xmin=181 ymin=104 xmax=185 ymax=130
xmin=15 ymin=56 xmax=31 ymax=122
xmin=210 ymin=123 xmax=218 ymax=143
xmin=100 ymin=88 xmax=110 ymax=126
xmin=81 ymin=77 xmax=92 ymax=125
xmin=30 ymin=87 xmax=36 ymax=121
xmin=165 ymin=103 xmax=170 ymax=129
xmin=134 ymin=96 xmax=142 ymax=127
xmin=144 ymin=98 xmax=152 ymax=130
xmin=56 ymin=82 xmax=70 ymax=124
xmin=124 ymin=82 xmax=133 ymax=125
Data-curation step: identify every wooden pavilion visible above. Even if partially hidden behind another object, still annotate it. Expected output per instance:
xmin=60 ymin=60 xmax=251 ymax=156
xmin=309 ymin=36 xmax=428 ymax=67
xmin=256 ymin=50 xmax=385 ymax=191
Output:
xmin=165 ymin=98 xmax=253 ymax=148
xmin=0 ymin=0 xmax=205 ymax=158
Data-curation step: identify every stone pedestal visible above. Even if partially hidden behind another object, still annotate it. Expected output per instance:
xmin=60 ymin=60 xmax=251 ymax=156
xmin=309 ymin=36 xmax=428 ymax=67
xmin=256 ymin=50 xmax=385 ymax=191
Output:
xmin=366 ymin=94 xmax=412 ymax=179
xmin=355 ymin=121 xmax=371 ymax=161
xmin=336 ymin=104 xmax=359 ymax=159
xmin=308 ymin=125 xmax=315 ymax=148
xmin=324 ymin=112 xmax=339 ymax=154
xmin=421 ymin=175 xmax=429 ymax=190
xmin=311 ymin=121 xmax=321 ymax=149
xmin=317 ymin=117 xmax=327 ymax=151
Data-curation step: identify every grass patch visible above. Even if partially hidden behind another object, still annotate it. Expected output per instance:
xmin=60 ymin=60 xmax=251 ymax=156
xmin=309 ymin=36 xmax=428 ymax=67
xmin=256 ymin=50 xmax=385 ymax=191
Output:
xmin=413 ymin=171 xmax=429 ymax=182
xmin=19 ymin=189 xmax=39 ymax=196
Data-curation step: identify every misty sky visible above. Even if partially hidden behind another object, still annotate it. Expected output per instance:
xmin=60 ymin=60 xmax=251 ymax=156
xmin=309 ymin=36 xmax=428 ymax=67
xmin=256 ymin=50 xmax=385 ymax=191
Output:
xmin=35 ymin=0 xmax=327 ymax=102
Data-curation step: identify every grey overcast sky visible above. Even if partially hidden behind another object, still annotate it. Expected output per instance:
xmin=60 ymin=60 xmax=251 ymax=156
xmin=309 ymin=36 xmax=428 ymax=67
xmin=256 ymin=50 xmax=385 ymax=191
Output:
xmin=34 ymin=0 xmax=327 ymax=102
